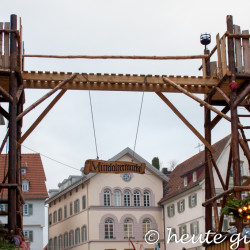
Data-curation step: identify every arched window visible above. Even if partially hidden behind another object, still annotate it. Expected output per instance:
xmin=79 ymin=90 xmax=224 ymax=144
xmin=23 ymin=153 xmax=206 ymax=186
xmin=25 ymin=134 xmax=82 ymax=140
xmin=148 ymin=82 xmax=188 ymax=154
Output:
xmin=114 ymin=190 xmax=121 ymax=206
xmin=75 ymin=228 xmax=80 ymax=245
xmin=105 ymin=219 xmax=114 ymax=239
xmin=22 ymin=179 xmax=29 ymax=192
xmin=104 ymin=190 xmax=111 ymax=206
xmin=134 ymin=191 xmax=140 ymax=206
xmin=81 ymin=225 xmax=87 ymax=242
xmin=124 ymin=190 xmax=131 ymax=206
xmin=58 ymin=235 xmax=63 ymax=250
xmin=144 ymin=191 xmax=150 ymax=206
xmin=48 ymin=239 xmax=53 ymax=250
xmin=69 ymin=230 xmax=74 ymax=247
xmin=124 ymin=218 xmax=133 ymax=238
xmin=63 ymin=232 xmax=68 ymax=249
xmin=53 ymin=236 xmax=57 ymax=250
xmin=142 ymin=219 xmax=151 ymax=236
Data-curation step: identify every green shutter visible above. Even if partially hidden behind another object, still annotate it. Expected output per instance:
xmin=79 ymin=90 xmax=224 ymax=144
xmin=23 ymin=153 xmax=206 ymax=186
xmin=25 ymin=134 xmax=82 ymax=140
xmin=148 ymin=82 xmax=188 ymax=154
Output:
xmin=184 ymin=225 xmax=187 ymax=234
xmin=167 ymin=206 xmax=170 ymax=217
xmin=173 ymin=204 xmax=175 ymax=216
xmin=189 ymin=195 xmax=191 ymax=208
xmin=29 ymin=231 xmax=33 ymax=242
xmin=82 ymin=196 xmax=86 ymax=210
xmin=183 ymin=199 xmax=185 ymax=211
xmin=190 ymin=223 xmax=194 ymax=235
xmin=28 ymin=204 xmax=33 ymax=215
xmin=179 ymin=227 xmax=182 ymax=237
xmin=177 ymin=201 xmax=180 ymax=213
xmin=197 ymin=221 xmax=199 ymax=234
xmin=194 ymin=194 xmax=197 ymax=206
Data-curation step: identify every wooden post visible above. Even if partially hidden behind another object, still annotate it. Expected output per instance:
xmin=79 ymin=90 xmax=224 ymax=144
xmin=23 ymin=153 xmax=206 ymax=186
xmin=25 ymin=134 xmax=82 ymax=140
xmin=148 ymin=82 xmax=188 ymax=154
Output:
xmin=204 ymin=49 xmax=213 ymax=232
xmin=227 ymin=15 xmax=243 ymax=246
xmin=8 ymin=14 xmax=18 ymax=234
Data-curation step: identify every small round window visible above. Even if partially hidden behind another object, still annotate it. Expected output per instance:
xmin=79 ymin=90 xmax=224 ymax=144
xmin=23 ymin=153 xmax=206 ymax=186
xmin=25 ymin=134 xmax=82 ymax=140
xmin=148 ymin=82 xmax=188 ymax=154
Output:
xmin=122 ymin=173 xmax=131 ymax=182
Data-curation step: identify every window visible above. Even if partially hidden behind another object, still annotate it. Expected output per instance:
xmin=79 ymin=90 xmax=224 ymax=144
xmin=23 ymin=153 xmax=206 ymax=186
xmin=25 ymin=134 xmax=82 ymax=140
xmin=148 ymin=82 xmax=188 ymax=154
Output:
xmin=114 ymin=190 xmax=121 ymax=206
xmin=189 ymin=193 xmax=197 ymax=208
xmin=70 ymin=202 xmax=73 ymax=216
xmin=54 ymin=236 xmax=57 ymax=250
xmin=193 ymin=171 xmax=197 ymax=182
xmin=21 ymin=168 xmax=26 ymax=174
xmin=177 ymin=199 xmax=185 ymax=213
xmin=81 ymin=225 xmax=87 ymax=242
xmin=24 ymin=230 xmax=33 ymax=242
xmin=104 ymin=190 xmax=111 ymax=206
xmin=124 ymin=190 xmax=131 ymax=206
xmin=222 ymin=218 xmax=229 ymax=232
xmin=49 ymin=214 xmax=52 ymax=225
xmin=169 ymin=228 xmax=176 ymax=242
xmin=143 ymin=191 xmax=150 ymax=207
xmin=49 ymin=239 xmax=53 ymax=250
xmin=105 ymin=219 xmax=114 ymax=239
xmin=74 ymin=199 xmax=80 ymax=214
xmin=184 ymin=176 xmax=187 ymax=187
xmin=122 ymin=173 xmax=131 ymax=182
xmin=124 ymin=218 xmax=133 ymax=238
xmin=75 ymin=228 xmax=80 ymax=245
xmin=0 ymin=204 xmax=7 ymax=211
xmin=69 ymin=230 xmax=74 ymax=247
xmin=22 ymin=180 xmax=29 ymax=192
xmin=64 ymin=205 xmax=67 ymax=219
xmin=142 ymin=219 xmax=151 ymax=236
xmin=58 ymin=235 xmax=63 ymax=250
xmin=190 ymin=221 xmax=199 ymax=236
xmin=134 ymin=191 xmax=140 ymax=207
xmin=23 ymin=204 xmax=33 ymax=216
xmin=53 ymin=210 xmax=57 ymax=223
xmin=179 ymin=225 xmax=187 ymax=237
xmin=58 ymin=208 xmax=62 ymax=221
xmin=167 ymin=204 xmax=175 ymax=217
xmin=64 ymin=232 xmax=68 ymax=249
xmin=82 ymin=195 xmax=86 ymax=209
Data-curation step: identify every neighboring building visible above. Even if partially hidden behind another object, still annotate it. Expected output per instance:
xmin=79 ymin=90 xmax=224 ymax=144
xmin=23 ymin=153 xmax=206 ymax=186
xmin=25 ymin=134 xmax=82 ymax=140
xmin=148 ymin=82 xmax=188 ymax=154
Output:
xmin=46 ymin=147 xmax=169 ymax=250
xmin=0 ymin=154 xmax=48 ymax=250
xmin=159 ymin=135 xmax=250 ymax=250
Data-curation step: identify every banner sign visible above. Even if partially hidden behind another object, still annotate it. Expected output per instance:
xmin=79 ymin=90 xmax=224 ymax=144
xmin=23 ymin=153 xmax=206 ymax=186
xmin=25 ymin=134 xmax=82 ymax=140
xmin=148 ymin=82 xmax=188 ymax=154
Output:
xmin=83 ymin=159 xmax=145 ymax=175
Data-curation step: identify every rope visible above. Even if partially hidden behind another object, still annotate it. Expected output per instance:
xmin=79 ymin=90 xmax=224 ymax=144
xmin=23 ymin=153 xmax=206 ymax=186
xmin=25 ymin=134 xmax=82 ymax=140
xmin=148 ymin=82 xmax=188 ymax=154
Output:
xmin=132 ymin=77 xmax=146 ymax=159
xmin=82 ymin=75 xmax=99 ymax=160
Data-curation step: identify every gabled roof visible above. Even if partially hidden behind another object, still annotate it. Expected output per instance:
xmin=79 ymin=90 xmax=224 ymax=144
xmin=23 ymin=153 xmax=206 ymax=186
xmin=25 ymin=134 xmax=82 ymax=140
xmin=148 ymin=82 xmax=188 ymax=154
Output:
xmin=47 ymin=147 xmax=168 ymax=202
xmin=159 ymin=135 xmax=231 ymax=204
xmin=109 ymin=147 xmax=169 ymax=182
xmin=0 ymin=154 xmax=48 ymax=199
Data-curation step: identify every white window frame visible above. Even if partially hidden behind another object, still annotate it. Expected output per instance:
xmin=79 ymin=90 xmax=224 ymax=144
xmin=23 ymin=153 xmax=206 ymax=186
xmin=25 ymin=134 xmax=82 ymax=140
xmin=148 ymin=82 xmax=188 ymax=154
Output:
xmin=134 ymin=191 xmax=140 ymax=207
xmin=105 ymin=219 xmax=114 ymax=239
xmin=23 ymin=204 xmax=28 ymax=215
xmin=191 ymin=194 xmax=196 ymax=207
xmin=81 ymin=225 xmax=87 ymax=242
xmin=143 ymin=191 xmax=150 ymax=207
xmin=22 ymin=180 xmax=29 ymax=192
xmin=184 ymin=176 xmax=187 ymax=187
xmin=193 ymin=171 xmax=197 ymax=182
xmin=142 ymin=219 xmax=151 ymax=236
xmin=170 ymin=204 xmax=174 ymax=217
xmin=21 ymin=168 xmax=26 ymax=174
xmin=114 ymin=190 xmax=121 ymax=206
xmin=104 ymin=190 xmax=111 ymax=206
xmin=124 ymin=190 xmax=131 ymax=206
xmin=179 ymin=200 xmax=184 ymax=212
xmin=124 ymin=218 xmax=133 ymax=238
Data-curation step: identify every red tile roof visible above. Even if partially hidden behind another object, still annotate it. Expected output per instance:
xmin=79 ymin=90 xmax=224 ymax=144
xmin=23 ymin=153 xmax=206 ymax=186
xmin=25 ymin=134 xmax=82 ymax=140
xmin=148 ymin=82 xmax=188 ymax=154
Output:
xmin=0 ymin=154 xmax=48 ymax=199
xmin=159 ymin=135 xmax=231 ymax=204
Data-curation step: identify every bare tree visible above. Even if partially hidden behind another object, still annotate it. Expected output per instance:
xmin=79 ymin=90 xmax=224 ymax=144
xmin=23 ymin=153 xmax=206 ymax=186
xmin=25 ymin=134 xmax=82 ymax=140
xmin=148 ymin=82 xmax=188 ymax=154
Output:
xmin=168 ymin=160 xmax=178 ymax=171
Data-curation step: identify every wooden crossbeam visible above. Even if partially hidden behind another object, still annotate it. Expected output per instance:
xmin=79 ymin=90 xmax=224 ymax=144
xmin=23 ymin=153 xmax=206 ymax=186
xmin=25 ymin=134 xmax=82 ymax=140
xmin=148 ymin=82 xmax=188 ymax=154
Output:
xmin=156 ymin=92 xmax=215 ymax=153
xmin=163 ymin=77 xmax=243 ymax=128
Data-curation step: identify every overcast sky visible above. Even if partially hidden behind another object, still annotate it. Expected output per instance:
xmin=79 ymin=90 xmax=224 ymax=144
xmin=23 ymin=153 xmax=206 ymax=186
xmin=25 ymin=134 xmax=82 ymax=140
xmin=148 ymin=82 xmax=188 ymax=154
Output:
xmin=1 ymin=0 xmax=250 ymax=190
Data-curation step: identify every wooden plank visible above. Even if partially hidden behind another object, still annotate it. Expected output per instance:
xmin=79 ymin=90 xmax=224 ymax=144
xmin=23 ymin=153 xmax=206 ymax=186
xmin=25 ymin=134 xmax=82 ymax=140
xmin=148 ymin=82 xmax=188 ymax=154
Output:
xmin=0 ymin=23 xmax=3 ymax=67
xmin=221 ymin=35 xmax=227 ymax=76
xmin=3 ymin=22 xmax=10 ymax=68
xmin=156 ymin=92 xmax=215 ymax=153
xmin=242 ymin=30 xmax=250 ymax=73
xmin=83 ymin=159 xmax=146 ymax=175
xmin=216 ymin=34 xmax=223 ymax=78
xmin=202 ymin=58 xmax=207 ymax=78
xmin=234 ymin=25 xmax=243 ymax=73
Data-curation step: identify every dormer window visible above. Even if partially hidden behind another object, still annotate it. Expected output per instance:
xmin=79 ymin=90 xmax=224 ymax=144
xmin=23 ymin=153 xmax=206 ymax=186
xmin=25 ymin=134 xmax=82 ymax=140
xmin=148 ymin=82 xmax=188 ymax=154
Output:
xmin=22 ymin=180 xmax=29 ymax=192
xmin=184 ymin=176 xmax=187 ymax=187
xmin=193 ymin=171 xmax=197 ymax=182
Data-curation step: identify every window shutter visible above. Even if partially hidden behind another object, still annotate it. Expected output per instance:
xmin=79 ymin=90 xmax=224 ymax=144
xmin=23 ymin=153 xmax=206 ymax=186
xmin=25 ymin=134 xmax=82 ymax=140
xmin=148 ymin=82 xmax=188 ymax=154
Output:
xmin=173 ymin=204 xmax=175 ymax=216
xmin=29 ymin=231 xmax=33 ymax=242
xmin=194 ymin=194 xmax=197 ymax=206
xmin=177 ymin=201 xmax=180 ymax=213
xmin=189 ymin=195 xmax=191 ymax=208
xmin=183 ymin=200 xmax=185 ymax=211
xmin=190 ymin=223 xmax=194 ymax=235
xmin=184 ymin=225 xmax=187 ymax=234
xmin=167 ymin=206 xmax=170 ymax=217
xmin=179 ymin=227 xmax=182 ymax=237
xmin=197 ymin=221 xmax=199 ymax=234
xmin=82 ymin=196 xmax=86 ymax=210
xmin=28 ymin=204 xmax=33 ymax=215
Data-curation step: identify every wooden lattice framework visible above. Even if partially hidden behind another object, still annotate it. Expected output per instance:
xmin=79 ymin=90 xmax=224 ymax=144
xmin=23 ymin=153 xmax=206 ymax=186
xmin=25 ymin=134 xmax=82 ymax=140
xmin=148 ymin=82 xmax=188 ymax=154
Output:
xmin=0 ymin=14 xmax=249 ymax=247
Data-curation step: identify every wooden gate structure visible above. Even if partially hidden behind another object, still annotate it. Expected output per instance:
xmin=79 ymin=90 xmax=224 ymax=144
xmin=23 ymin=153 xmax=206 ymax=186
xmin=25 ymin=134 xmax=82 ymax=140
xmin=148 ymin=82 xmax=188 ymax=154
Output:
xmin=0 ymin=14 xmax=249 ymax=247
